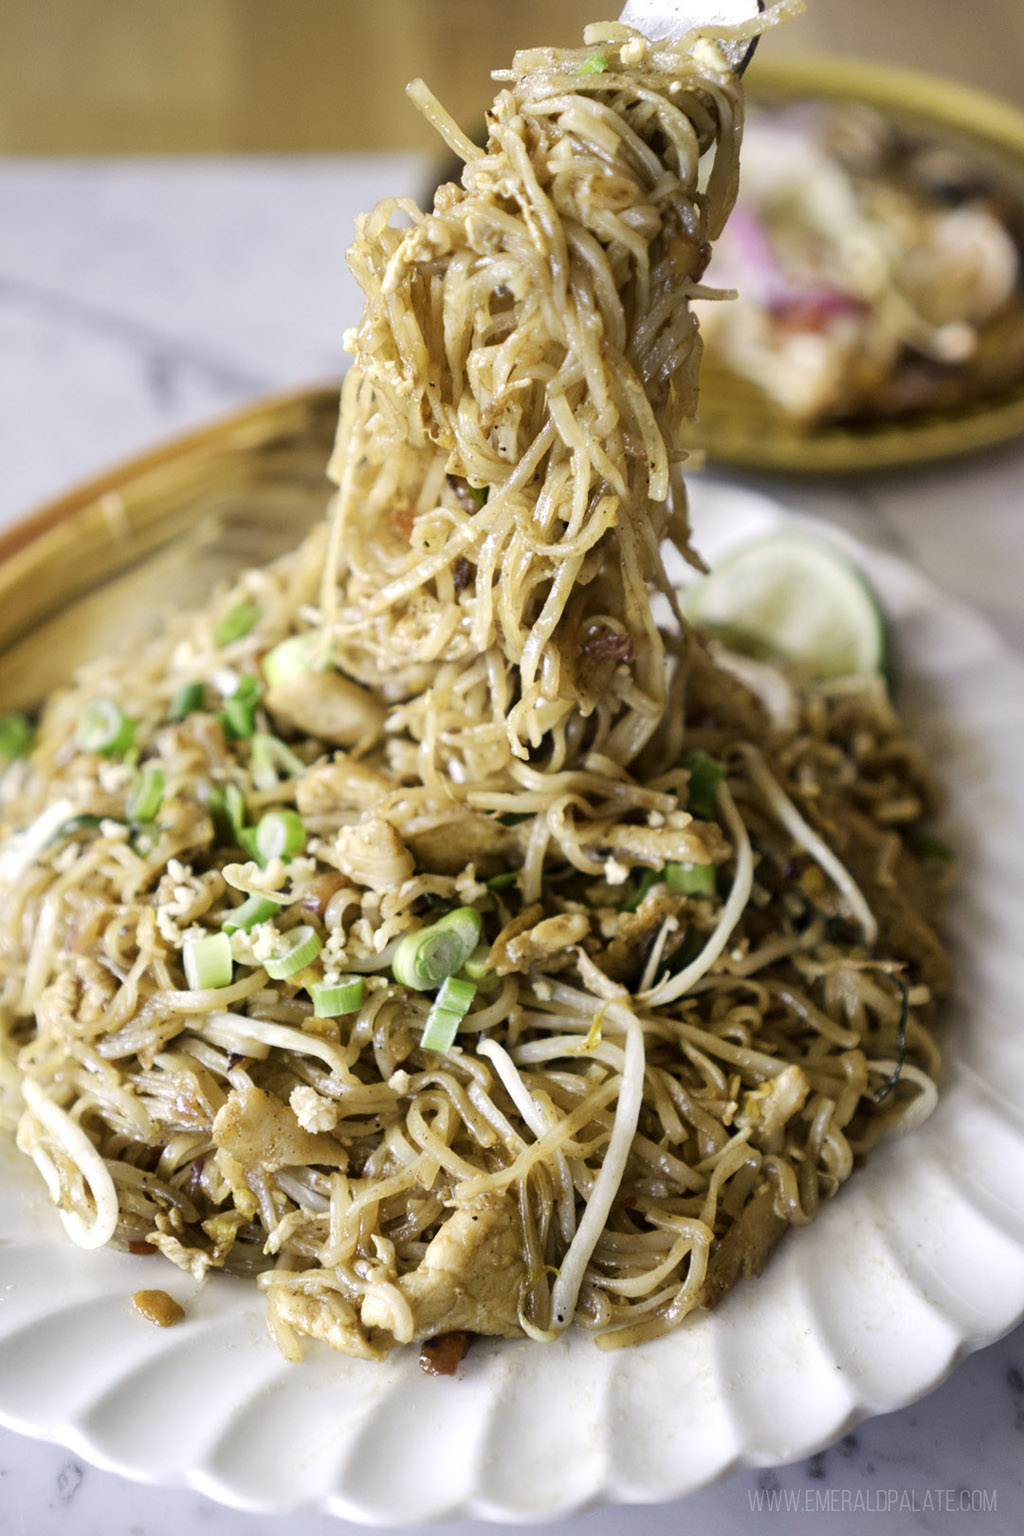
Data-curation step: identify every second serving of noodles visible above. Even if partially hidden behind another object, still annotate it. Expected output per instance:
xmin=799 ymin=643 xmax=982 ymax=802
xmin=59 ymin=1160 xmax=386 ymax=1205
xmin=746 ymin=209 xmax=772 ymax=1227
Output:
xmin=0 ymin=15 xmax=952 ymax=1369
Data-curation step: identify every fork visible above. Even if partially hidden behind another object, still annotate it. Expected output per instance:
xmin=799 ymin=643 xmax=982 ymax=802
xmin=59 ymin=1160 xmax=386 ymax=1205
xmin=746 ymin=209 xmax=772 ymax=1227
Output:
xmin=617 ymin=0 xmax=766 ymax=72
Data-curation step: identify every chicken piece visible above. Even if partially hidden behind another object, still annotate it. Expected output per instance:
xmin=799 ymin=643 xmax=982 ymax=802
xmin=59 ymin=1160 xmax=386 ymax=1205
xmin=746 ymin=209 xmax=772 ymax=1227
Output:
xmin=574 ymin=814 xmax=728 ymax=871
xmin=735 ymin=1064 xmax=810 ymax=1152
xmin=503 ymin=912 xmax=590 ymax=973
xmin=485 ymin=903 xmax=542 ymax=969
xmin=268 ymin=1286 xmax=391 ymax=1362
xmin=489 ymin=908 xmax=590 ymax=976
xmin=266 ymin=671 xmax=386 ymax=748
xmin=404 ymin=813 xmax=516 ymax=877
xmin=296 ymin=753 xmax=393 ymax=816
xmin=330 ymin=814 xmax=415 ymax=892
xmin=360 ymin=1193 xmax=528 ymax=1341
xmin=598 ymin=888 xmax=685 ymax=986
xmin=213 ymin=1085 xmax=348 ymax=1193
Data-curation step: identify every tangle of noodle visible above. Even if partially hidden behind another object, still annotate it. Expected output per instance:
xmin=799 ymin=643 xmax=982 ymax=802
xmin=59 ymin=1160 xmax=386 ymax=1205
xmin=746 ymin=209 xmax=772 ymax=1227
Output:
xmin=0 ymin=16 xmax=952 ymax=1366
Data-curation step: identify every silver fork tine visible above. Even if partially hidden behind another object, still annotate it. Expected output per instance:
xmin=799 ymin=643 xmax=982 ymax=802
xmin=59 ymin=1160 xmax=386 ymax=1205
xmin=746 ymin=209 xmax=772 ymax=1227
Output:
xmin=618 ymin=0 xmax=764 ymax=70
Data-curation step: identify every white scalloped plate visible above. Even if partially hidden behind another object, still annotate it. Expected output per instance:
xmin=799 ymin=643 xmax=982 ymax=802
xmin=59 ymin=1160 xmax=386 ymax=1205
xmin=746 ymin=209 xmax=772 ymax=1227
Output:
xmin=2 ymin=477 xmax=1024 ymax=1524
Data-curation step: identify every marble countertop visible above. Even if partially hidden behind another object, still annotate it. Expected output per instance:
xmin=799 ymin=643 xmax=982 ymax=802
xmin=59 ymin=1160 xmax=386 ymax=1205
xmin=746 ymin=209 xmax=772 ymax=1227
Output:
xmin=1 ymin=157 xmax=1023 ymax=1536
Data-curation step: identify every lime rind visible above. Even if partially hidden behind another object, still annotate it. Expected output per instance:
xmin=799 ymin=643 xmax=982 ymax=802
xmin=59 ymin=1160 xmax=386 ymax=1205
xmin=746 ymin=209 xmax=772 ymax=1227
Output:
xmin=681 ymin=532 xmax=889 ymax=681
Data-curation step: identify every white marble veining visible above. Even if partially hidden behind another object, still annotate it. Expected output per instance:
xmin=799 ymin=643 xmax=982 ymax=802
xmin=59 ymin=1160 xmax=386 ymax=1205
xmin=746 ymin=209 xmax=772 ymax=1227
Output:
xmin=1 ymin=158 xmax=1023 ymax=1535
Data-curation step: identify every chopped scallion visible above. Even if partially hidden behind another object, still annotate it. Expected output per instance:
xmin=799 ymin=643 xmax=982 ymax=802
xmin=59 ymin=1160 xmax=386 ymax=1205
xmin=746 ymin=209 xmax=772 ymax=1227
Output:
xmin=250 ymin=733 xmax=306 ymax=791
xmin=906 ymin=829 xmax=956 ymax=865
xmin=420 ymin=974 xmax=477 ymax=1052
xmin=665 ymin=861 xmax=717 ymax=897
xmin=77 ymin=699 xmax=136 ymax=757
xmin=220 ymin=701 xmax=258 ymax=740
xmin=467 ymin=483 xmax=489 ymax=508
xmin=219 ymin=679 xmax=261 ymax=740
xmin=681 ymin=749 xmax=725 ymax=820
xmin=232 ymin=673 xmax=262 ymax=702
xmin=310 ymin=977 xmax=364 ymax=1016
xmin=126 ymin=764 xmax=165 ymax=822
xmin=462 ymin=944 xmax=493 ymax=982
xmin=254 ymin=808 xmax=306 ymax=862
xmin=577 ymin=51 xmax=610 ymax=73
xmin=262 ymin=630 xmax=330 ymax=689
xmin=263 ymin=924 xmax=322 ymax=980
xmin=392 ymin=906 xmax=483 ymax=991
xmin=168 ymin=682 xmax=205 ymax=722
xmin=236 ymin=826 xmax=262 ymax=862
xmin=486 ymin=870 xmax=519 ymax=892
xmin=0 ymin=711 xmax=35 ymax=760
xmin=221 ymin=893 xmax=282 ymax=935
xmin=622 ymin=866 xmax=661 ymax=912
xmin=214 ymin=601 xmax=261 ymax=646
xmin=48 ymin=812 xmax=106 ymax=845
xmin=183 ymin=931 xmax=234 ymax=991
xmin=435 ymin=906 xmax=483 ymax=949
xmin=208 ymin=783 xmax=247 ymax=845
xmin=437 ymin=974 xmax=476 ymax=1012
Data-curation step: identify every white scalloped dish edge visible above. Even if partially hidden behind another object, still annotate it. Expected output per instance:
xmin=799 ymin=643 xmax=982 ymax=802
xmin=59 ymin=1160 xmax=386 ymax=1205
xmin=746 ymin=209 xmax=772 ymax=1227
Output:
xmin=1 ymin=480 xmax=1023 ymax=1523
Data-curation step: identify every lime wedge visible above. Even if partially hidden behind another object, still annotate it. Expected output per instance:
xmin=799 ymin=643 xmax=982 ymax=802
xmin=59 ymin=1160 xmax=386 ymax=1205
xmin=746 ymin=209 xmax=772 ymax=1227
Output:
xmin=681 ymin=532 xmax=889 ymax=679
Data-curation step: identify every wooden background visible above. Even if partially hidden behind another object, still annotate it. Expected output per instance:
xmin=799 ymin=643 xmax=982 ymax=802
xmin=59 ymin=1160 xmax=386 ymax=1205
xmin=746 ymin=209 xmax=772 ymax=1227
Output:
xmin=2 ymin=0 xmax=1023 ymax=154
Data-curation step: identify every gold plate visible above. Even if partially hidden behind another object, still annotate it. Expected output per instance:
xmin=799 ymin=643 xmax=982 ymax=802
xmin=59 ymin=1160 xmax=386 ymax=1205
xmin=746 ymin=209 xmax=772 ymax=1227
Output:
xmin=0 ymin=385 xmax=341 ymax=711
xmin=689 ymin=55 xmax=1024 ymax=474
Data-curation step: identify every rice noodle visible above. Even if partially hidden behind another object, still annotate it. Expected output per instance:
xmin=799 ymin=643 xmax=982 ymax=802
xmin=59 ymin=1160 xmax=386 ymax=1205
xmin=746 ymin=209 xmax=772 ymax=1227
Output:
xmin=0 ymin=12 xmax=950 ymax=1364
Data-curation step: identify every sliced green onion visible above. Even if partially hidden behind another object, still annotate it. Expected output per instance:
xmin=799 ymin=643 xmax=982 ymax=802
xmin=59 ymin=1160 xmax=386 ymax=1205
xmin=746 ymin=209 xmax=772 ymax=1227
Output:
xmin=420 ymin=975 xmax=477 ymax=1052
xmin=394 ymin=928 xmax=465 ymax=990
xmin=208 ymin=783 xmax=247 ymax=844
xmin=169 ymin=682 xmax=205 ymax=722
xmin=622 ymin=866 xmax=661 ymax=912
xmin=48 ymin=812 xmax=107 ymax=845
xmin=183 ymin=931 xmax=234 ymax=991
xmin=906 ymin=829 xmax=956 ymax=865
xmin=467 ymin=483 xmax=489 ymax=509
xmin=236 ymin=827 xmax=262 ymax=862
xmin=126 ymin=764 xmax=165 ymax=823
xmin=263 ymin=924 xmax=322 ymax=980
xmin=665 ymin=861 xmax=717 ymax=897
xmin=219 ymin=681 xmax=261 ymax=740
xmin=214 ymin=601 xmax=261 ymax=646
xmin=310 ymin=977 xmax=364 ymax=1016
xmin=577 ymin=51 xmax=610 ymax=73
xmin=76 ymin=699 xmax=136 ymax=757
xmin=462 ymin=944 xmax=493 ymax=982
xmin=681 ymin=749 xmax=725 ymax=820
xmin=262 ymin=630 xmax=330 ymax=689
xmin=420 ymin=1008 xmax=462 ymax=1053
xmin=486 ymin=870 xmax=519 ymax=892
xmin=392 ymin=906 xmax=483 ymax=991
xmin=250 ymin=733 xmax=306 ymax=791
xmin=435 ymin=906 xmax=483 ymax=948
xmin=232 ymin=673 xmax=262 ymax=702
xmin=0 ymin=711 xmax=35 ymax=760
xmin=254 ymin=808 xmax=306 ymax=862
xmin=221 ymin=894 xmax=282 ymax=935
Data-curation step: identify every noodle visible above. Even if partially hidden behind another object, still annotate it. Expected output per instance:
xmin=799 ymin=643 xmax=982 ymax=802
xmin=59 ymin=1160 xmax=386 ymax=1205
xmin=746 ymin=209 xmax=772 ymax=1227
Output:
xmin=0 ymin=15 xmax=952 ymax=1366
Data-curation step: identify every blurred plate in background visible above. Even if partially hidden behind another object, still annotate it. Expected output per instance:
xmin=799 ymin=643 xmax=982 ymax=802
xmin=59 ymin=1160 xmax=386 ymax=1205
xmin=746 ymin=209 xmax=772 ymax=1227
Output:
xmin=688 ymin=56 xmax=1024 ymax=473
